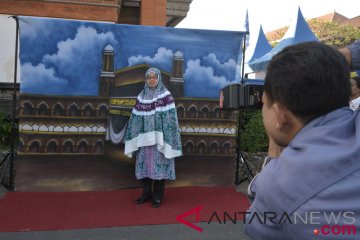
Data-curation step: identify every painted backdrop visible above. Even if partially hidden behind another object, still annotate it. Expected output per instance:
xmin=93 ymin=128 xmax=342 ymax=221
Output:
xmin=19 ymin=17 xmax=244 ymax=98
xmin=17 ymin=16 xmax=245 ymax=191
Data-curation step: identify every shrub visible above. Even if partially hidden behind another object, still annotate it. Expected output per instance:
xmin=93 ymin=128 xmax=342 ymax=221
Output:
xmin=238 ymin=110 xmax=268 ymax=152
xmin=0 ymin=113 xmax=13 ymax=149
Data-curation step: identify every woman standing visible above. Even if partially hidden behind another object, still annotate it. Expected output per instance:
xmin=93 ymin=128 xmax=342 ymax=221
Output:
xmin=124 ymin=67 xmax=182 ymax=208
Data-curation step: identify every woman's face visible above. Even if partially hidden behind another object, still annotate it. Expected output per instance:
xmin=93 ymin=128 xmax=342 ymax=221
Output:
xmin=146 ymin=73 xmax=159 ymax=88
xmin=350 ymin=78 xmax=360 ymax=99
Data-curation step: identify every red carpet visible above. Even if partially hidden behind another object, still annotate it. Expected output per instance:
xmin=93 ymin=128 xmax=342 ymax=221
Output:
xmin=0 ymin=186 xmax=250 ymax=232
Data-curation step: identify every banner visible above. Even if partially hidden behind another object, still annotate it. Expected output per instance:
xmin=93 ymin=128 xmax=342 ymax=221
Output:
xmin=17 ymin=16 xmax=245 ymax=190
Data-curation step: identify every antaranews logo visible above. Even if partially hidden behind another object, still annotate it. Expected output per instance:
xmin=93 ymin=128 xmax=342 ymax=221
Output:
xmin=176 ymin=207 xmax=358 ymax=237
xmin=293 ymin=211 xmax=357 ymax=237
xmin=175 ymin=206 xmax=251 ymax=233
xmin=176 ymin=205 xmax=204 ymax=232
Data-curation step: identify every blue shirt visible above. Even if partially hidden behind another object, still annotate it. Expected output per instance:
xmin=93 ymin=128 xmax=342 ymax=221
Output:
xmin=348 ymin=39 xmax=360 ymax=70
xmin=245 ymin=107 xmax=360 ymax=240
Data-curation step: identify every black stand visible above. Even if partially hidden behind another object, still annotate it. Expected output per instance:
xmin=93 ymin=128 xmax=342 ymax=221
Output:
xmin=234 ymin=31 xmax=255 ymax=185
xmin=1 ymin=15 xmax=19 ymax=191
xmin=0 ymin=152 xmax=11 ymax=189
xmin=234 ymin=110 xmax=254 ymax=185
xmin=234 ymin=150 xmax=254 ymax=184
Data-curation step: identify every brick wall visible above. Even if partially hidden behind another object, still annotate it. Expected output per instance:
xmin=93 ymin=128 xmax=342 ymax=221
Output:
xmin=0 ymin=0 xmax=170 ymax=26
xmin=0 ymin=0 xmax=120 ymax=22
xmin=140 ymin=0 xmax=166 ymax=26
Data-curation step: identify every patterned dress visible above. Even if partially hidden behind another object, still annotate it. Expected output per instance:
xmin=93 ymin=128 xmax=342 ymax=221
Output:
xmin=124 ymin=68 xmax=182 ymax=180
xmin=135 ymin=145 xmax=176 ymax=180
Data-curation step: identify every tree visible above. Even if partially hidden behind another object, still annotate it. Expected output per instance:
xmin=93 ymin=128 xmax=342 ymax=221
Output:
xmin=266 ymin=20 xmax=360 ymax=48
xmin=309 ymin=20 xmax=360 ymax=47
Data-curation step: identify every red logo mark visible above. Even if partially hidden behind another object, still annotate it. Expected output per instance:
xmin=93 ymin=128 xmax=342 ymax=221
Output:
xmin=314 ymin=229 xmax=319 ymax=235
xmin=176 ymin=206 xmax=203 ymax=232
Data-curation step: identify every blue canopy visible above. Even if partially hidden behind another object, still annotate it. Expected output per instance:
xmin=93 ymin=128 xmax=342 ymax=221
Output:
xmin=248 ymin=7 xmax=319 ymax=72
xmin=244 ymin=25 xmax=272 ymax=74
xmin=243 ymin=78 xmax=264 ymax=85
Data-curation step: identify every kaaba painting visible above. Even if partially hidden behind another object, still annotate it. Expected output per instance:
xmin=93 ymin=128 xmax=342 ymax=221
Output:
xmin=16 ymin=16 xmax=245 ymax=191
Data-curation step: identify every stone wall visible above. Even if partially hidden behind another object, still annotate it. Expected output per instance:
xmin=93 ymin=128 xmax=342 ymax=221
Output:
xmin=0 ymin=83 xmax=19 ymax=115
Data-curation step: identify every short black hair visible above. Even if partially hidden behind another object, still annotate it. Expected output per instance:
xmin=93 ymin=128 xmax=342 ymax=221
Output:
xmin=351 ymin=76 xmax=360 ymax=89
xmin=265 ymin=41 xmax=350 ymax=121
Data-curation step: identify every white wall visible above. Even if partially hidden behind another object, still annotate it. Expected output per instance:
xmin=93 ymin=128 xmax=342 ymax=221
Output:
xmin=247 ymin=71 xmax=266 ymax=80
xmin=0 ymin=14 xmax=20 ymax=83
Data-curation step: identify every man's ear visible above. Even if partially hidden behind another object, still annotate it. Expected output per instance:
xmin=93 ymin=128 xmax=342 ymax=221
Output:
xmin=272 ymin=102 xmax=305 ymax=142
xmin=273 ymin=103 xmax=289 ymax=130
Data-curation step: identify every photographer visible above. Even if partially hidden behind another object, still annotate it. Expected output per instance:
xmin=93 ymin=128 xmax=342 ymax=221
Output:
xmin=245 ymin=42 xmax=360 ymax=239
xmin=339 ymin=38 xmax=360 ymax=69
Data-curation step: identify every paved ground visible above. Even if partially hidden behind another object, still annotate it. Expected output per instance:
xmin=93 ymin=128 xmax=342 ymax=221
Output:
xmin=0 ymin=222 xmax=250 ymax=240
xmin=0 ymin=182 xmax=251 ymax=240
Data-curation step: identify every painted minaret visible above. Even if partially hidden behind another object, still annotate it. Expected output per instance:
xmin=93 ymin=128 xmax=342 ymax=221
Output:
xmin=169 ymin=50 xmax=184 ymax=98
xmin=99 ymin=44 xmax=115 ymax=97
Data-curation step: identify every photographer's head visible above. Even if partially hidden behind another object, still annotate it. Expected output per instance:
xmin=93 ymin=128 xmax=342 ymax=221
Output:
xmin=262 ymin=41 xmax=350 ymax=147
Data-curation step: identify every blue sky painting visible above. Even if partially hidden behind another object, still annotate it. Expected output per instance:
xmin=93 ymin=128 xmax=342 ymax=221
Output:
xmin=19 ymin=17 xmax=245 ymax=98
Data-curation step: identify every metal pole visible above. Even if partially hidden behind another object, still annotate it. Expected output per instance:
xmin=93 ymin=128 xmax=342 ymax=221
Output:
xmin=235 ymin=32 xmax=251 ymax=184
xmin=8 ymin=15 xmax=19 ymax=190
xmin=234 ymin=109 xmax=242 ymax=184
xmin=240 ymin=32 xmax=248 ymax=85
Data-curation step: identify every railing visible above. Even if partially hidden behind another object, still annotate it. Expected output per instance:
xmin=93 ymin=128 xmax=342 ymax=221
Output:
xmin=19 ymin=107 xmax=108 ymax=118
xmin=182 ymin=146 xmax=236 ymax=155
xmin=177 ymin=110 xmax=237 ymax=120
xmin=19 ymin=144 xmax=104 ymax=154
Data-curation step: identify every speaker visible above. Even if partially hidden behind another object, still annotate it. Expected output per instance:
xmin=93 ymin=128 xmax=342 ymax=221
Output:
xmin=220 ymin=84 xmax=241 ymax=109
xmin=220 ymin=84 xmax=263 ymax=110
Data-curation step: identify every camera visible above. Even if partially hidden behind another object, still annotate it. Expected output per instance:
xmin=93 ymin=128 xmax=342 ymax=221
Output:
xmin=219 ymin=82 xmax=264 ymax=110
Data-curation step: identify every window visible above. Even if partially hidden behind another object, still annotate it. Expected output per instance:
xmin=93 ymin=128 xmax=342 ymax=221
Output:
xmin=23 ymin=102 xmax=33 ymax=115
xmin=98 ymin=105 xmax=108 ymax=117
xmin=63 ymin=141 xmax=73 ymax=153
xmin=201 ymin=107 xmax=209 ymax=118
xmin=84 ymin=105 xmax=93 ymax=117
xmin=185 ymin=142 xmax=194 ymax=153
xmin=197 ymin=142 xmax=206 ymax=154
xmin=29 ymin=141 xmax=40 ymax=152
xmin=78 ymin=141 xmax=88 ymax=153
xmin=53 ymin=104 xmax=64 ymax=116
xmin=188 ymin=106 xmax=197 ymax=118
xmin=224 ymin=142 xmax=231 ymax=154
xmin=213 ymin=107 xmax=220 ymax=118
xmin=210 ymin=142 xmax=219 ymax=154
xmin=38 ymin=104 xmax=48 ymax=116
xmin=69 ymin=104 xmax=80 ymax=117
xmin=94 ymin=141 xmax=104 ymax=153
xmin=177 ymin=106 xmax=185 ymax=118
xmin=47 ymin=141 xmax=57 ymax=153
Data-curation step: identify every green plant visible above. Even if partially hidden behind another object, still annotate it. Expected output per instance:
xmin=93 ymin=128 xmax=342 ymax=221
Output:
xmin=239 ymin=110 xmax=268 ymax=152
xmin=0 ymin=113 xmax=13 ymax=149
